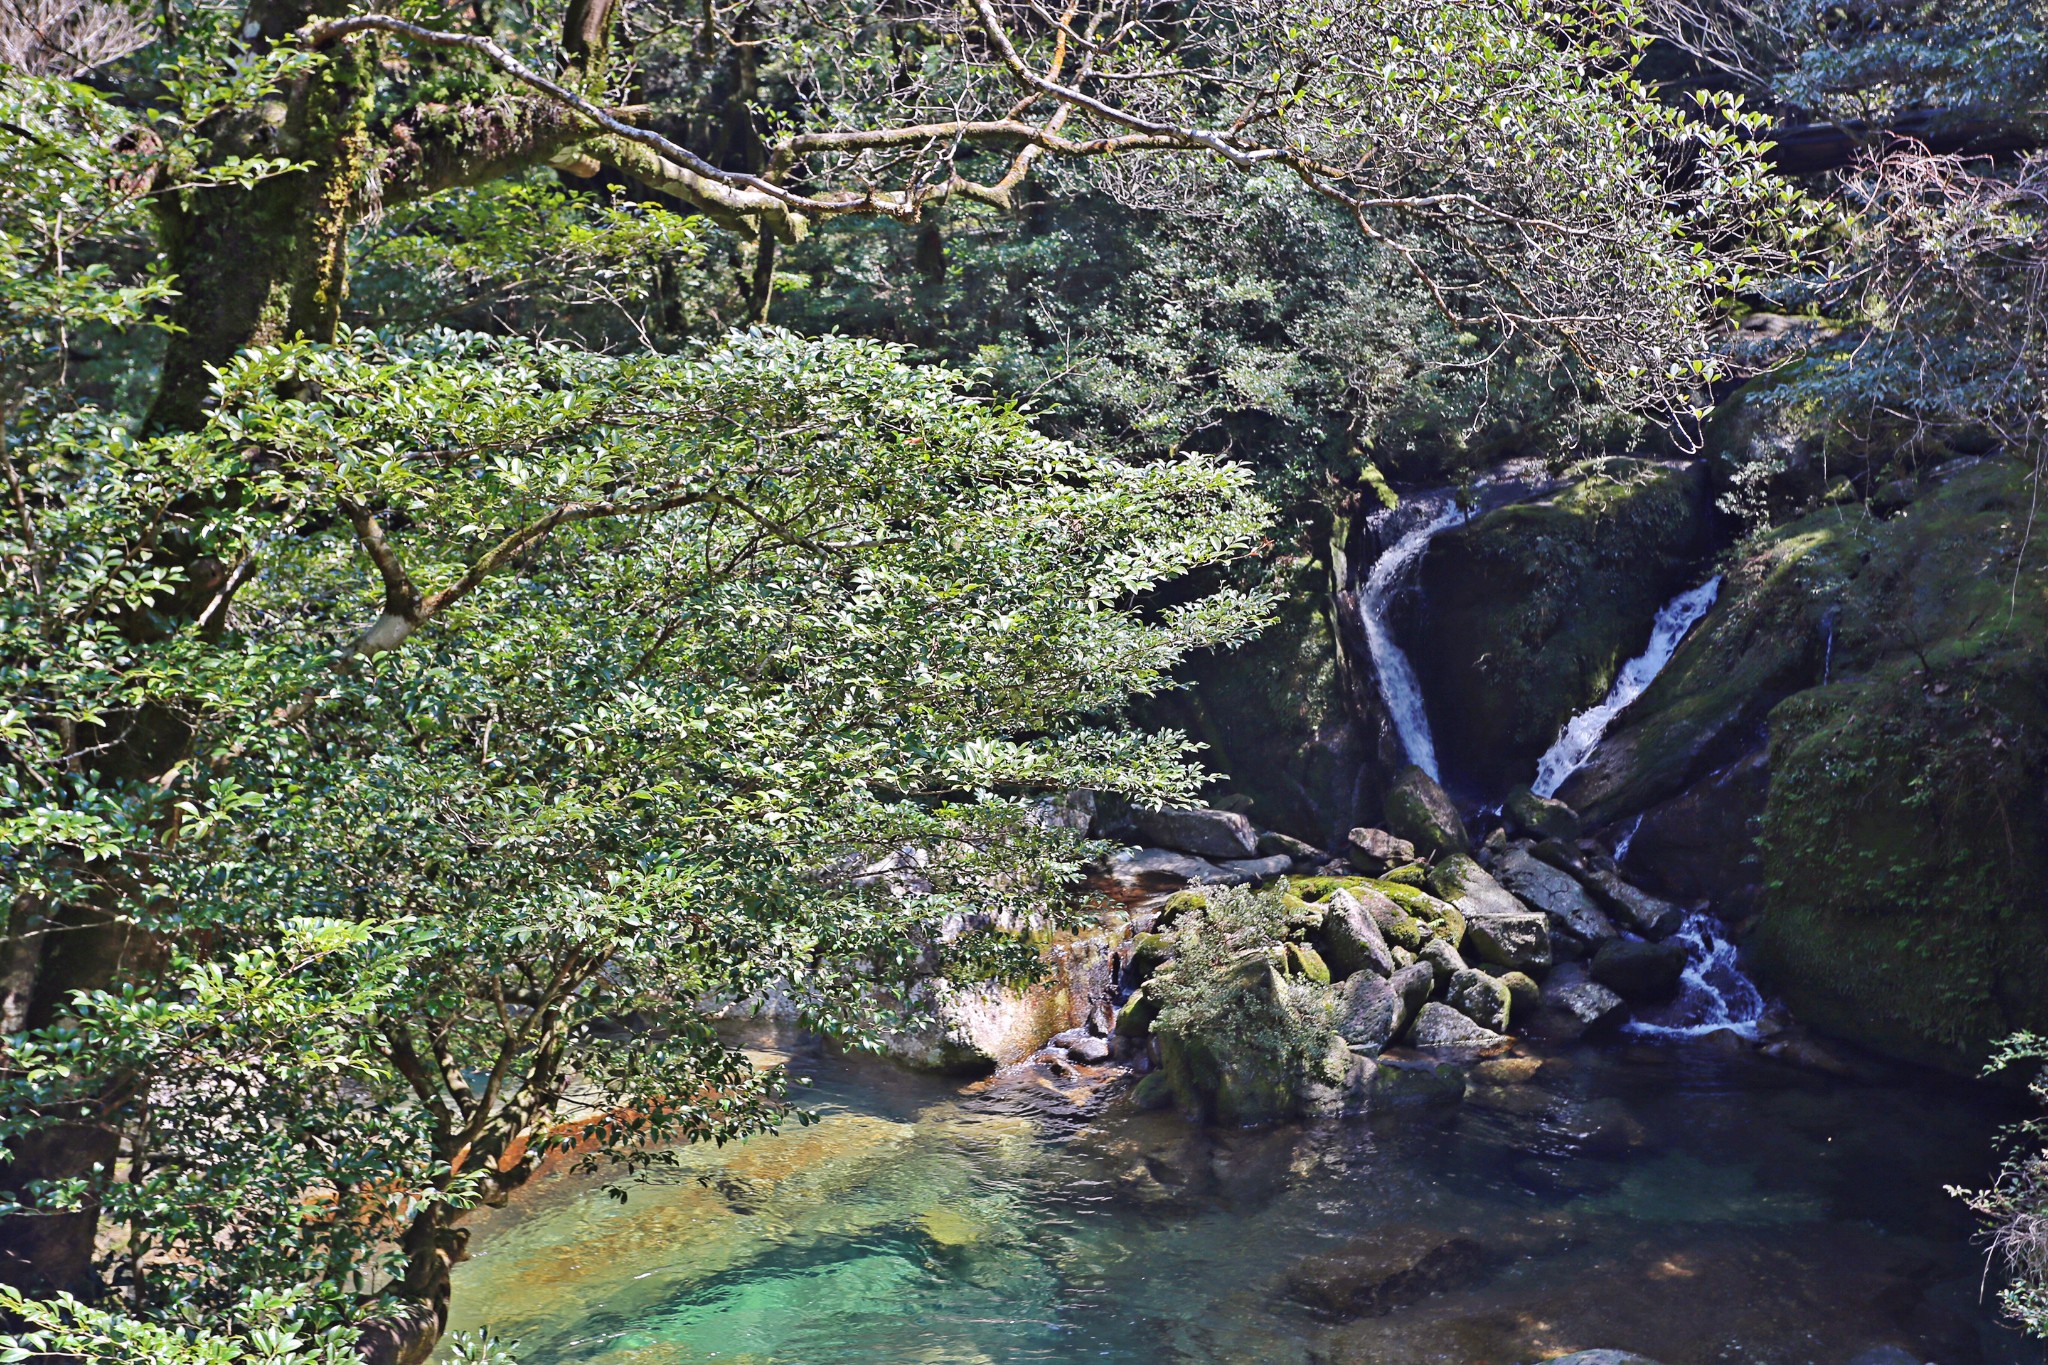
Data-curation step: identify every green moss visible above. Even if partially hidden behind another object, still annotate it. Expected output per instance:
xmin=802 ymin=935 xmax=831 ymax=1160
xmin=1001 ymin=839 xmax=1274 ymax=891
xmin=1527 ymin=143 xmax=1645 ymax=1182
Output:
xmin=1741 ymin=462 xmax=2048 ymax=1067
xmin=1287 ymin=876 xmax=1371 ymax=903
xmin=1411 ymin=458 xmax=1712 ymax=786
xmin=1156 ymin=890 xmax=1209 ymax=929
xmin=1286 ymin=942 xmax=1333 ymax=984
xmin=1149 ymin=884 xmax=1342 ymax=1123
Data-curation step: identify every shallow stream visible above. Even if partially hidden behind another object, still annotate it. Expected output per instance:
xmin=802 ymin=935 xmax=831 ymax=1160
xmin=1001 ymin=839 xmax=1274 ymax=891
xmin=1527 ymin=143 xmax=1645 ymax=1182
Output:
xmin=445 ymin=1032 xmax=2036 ymax=1364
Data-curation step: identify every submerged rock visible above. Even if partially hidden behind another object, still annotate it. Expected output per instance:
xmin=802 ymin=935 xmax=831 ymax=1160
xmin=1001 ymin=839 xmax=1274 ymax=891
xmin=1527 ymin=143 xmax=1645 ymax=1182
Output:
xmin=1128 ymin=1070 xmax=1174 ymax=1110
xmin=1281 ymin=1224 xmax=1486 ymax=1320
xmin=1383 ymin=765 xmax=1470 ymax=858
xmin=1371 ymin=1055 xmax=1470 ymax=1106
xmin=1130 ymin=806 xmax=1259 ymax=860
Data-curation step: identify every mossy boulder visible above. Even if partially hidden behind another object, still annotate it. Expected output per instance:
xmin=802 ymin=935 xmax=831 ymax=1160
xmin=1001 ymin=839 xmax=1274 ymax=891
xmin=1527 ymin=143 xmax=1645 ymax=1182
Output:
xmin=1160 ymin=1029 xmax=1302 ymax=1126
xmin=1432 ymin=855 xmax=1552 ymax=970
xmin=1504 ymin=785 xmax=1581 ymax=842
xmin=1558 ymin=458 xmax=2048 ymax=1068
xmin=1749 ymin=513 xmax=2048 ymax=1065
xmin=1154 ymin=890 xmax=1209 ymax=929
xmin=1409 ymin=458 xmax=1712 ymax=790
xmin=1373 ymin=881 xmax=1465 ymax=947
xmin=1556 ymin=512 xmax=1847 ymax=826
xmin=1446 ymin=967 xmax=1513 ymax=1033
xmin=1284 ymin=941 xmax=1333 ymax=984
xmin=1313 ymin=889 xmax=1397 ymax=979
xmin=1382 ymin=765 xmax=1469 ymax=857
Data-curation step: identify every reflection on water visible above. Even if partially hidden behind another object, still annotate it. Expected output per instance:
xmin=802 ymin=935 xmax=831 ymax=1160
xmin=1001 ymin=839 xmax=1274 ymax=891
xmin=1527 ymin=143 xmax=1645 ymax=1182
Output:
xmin=446 ymin=1033 xmax=2035 ymax=1365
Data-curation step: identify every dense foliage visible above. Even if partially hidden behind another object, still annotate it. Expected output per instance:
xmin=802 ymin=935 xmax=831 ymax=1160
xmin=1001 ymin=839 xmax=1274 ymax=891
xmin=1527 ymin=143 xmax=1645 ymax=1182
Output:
xmin=12 ymin=0 xmax=1986 ymax=1356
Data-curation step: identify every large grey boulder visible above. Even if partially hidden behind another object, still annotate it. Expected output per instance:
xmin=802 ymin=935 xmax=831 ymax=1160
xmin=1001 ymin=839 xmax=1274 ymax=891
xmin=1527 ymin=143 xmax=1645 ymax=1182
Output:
xmin=1383 ymin=765 xmax=1470 ymax=858
xmin=1028 ymin=790 xmax=1097 ymax=833
xmin=1257 ymin=830 xmax=1325 ymax=862
xmin=1490 ymin=843 xmax=1618 ymax=947
xmin=1447 ymin=967 xmax=1512 ymax=1033
xmin=1579 ymin=866 xmax=1687 ymax=940
xmin=1334 ymin=973 xmax=1404 ymax=1053
xmin=1345 ymin=826 xmax=1417 ymax=874
xmin=1316 ymin=889 xmax=1397 ymax=979
xmin=1408 ymin=1001 xmax=1510 ymax=1050
xmin=1431 ymin=855 xmax=1552 ymax=970
xmin=1530 ymin=962 xmax=1627 ymax=1040
xmin=1129 ymin=806 xmax=1259 ymax=859
xmin=1590 ymin=938 xmax=1689 ymax=1000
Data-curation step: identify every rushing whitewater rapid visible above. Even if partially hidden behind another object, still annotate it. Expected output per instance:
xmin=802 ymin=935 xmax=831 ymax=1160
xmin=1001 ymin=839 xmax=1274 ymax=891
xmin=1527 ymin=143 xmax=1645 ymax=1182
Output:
xmin=1530 ymin=575 xmax=1723 ymax=798
xmin=1625 ymin=912 xmax=1768 ymax=1038
xmin=1358 ymin=495 xmax=1468 ymax=781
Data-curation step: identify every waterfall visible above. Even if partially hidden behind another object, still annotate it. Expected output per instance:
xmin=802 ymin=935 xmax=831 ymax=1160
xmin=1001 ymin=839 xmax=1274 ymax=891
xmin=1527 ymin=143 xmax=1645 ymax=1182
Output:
xmin=1358 ymin=494 xmax=1468 ymax=781
xmin=1623 ymin=912 xmax=1768 ymax=1039
xmin=1612 ymin=812 xmax=1645 ymax=865
xmin=1530 ymin=575 xmax=1723 ymax=798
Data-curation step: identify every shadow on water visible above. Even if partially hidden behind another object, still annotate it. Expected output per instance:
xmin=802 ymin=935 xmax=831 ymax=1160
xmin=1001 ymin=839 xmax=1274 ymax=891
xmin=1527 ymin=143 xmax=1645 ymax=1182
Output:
xmin=445 ymin=1031 xmax=2042 ymax=1365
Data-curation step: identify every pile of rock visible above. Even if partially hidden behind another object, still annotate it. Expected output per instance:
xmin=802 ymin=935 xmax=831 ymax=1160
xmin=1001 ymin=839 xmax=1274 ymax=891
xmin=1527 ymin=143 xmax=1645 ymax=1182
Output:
xmin=1107 ymin=770 xmax=1710 ymax=1124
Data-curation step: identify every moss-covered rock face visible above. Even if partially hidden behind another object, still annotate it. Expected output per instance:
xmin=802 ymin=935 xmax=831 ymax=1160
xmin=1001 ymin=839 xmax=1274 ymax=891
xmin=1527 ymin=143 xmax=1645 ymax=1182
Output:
xmin=1557 ymin=503 xmax=1855 ymax=826
xmin=1134 ymin=537 xmax=1372 ymax=846
xmin=1563 ymin=458 xmax=2047 ymax=1067
xmin=1408 ymin=458 xmax=1712 ymax=792
xmin=1744 ymin=462 xmax=2048 ymax=1067
xmin=1382 ymin=765 xmax=1469 ymax=857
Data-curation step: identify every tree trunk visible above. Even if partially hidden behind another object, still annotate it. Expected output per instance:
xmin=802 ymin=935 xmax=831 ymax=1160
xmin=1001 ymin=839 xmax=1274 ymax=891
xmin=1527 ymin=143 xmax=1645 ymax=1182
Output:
xmin=2 ymin=0 xmax=626 ymax=1312
xmin=145 ymin=0 xmax=374 ymax=432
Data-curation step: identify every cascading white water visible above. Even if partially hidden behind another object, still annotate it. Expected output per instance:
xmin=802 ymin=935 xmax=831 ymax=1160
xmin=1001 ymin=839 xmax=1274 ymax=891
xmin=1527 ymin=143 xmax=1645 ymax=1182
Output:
xmin=1611 ymin=812 xmax=1645 ymax=865
xmin=1530 ymin=575 xmax=1723 ymax=798
xmin=1358 ymin=495 xmax=1468 ymax=781
xmin=1623 ymin=912 xmax=1768 ymax=1039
